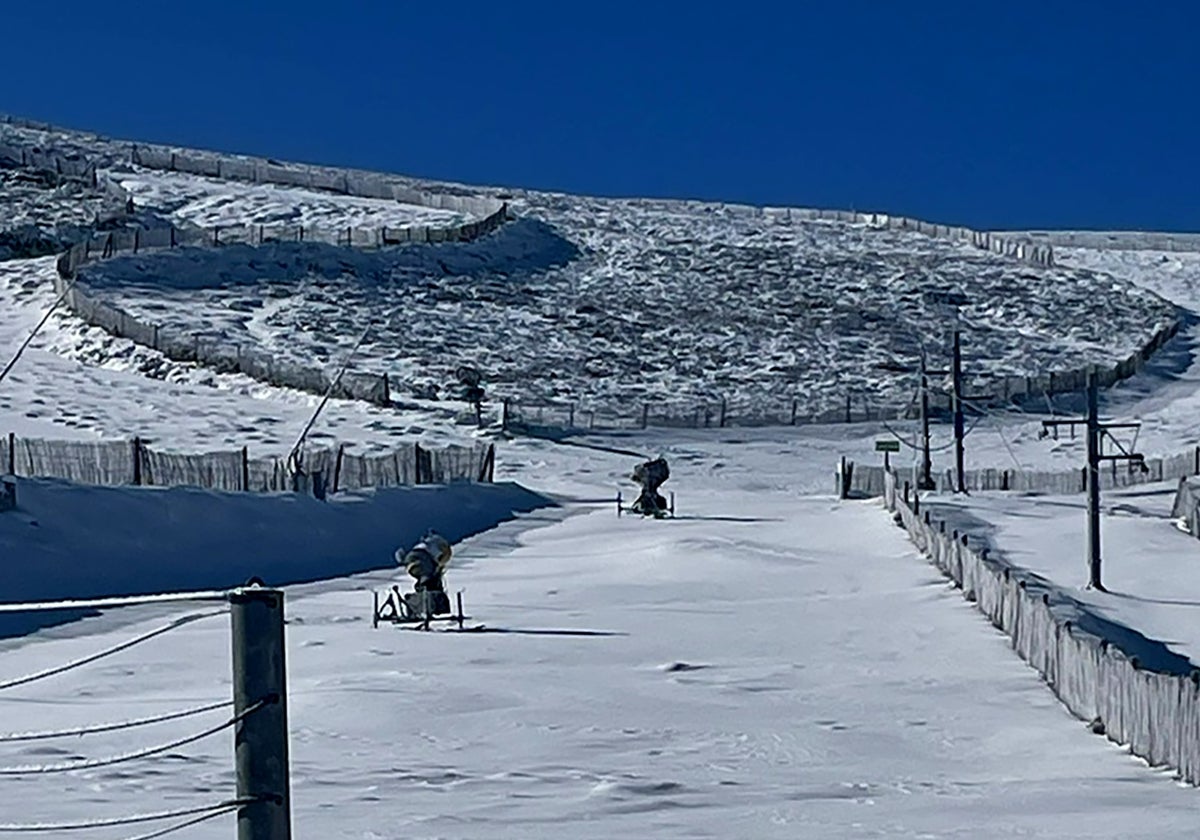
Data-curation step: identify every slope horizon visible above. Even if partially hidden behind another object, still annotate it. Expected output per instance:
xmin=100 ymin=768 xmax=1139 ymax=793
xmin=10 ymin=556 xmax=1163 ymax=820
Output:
xmin=3 ymin=109 xmax=1194 ymax=239
xmin=1 ymin=0 xmax=1197 ymax=233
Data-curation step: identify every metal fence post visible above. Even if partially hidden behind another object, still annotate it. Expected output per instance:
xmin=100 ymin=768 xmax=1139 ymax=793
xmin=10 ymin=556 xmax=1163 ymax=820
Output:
xmin=230 ymin=586 xmax=292 ymax=840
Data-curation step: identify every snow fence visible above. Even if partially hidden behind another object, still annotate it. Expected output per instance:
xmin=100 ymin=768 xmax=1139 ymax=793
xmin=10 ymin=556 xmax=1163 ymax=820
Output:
xmin=844 ymin=428 xmax=1199 ymax=500
xmin=880 ymin=469 xmax=1200 ymax=785
xmin=0 ymin=137 xmax=130 ymax=223
xmin=1009 ymin=230 xmax=1200 ymax=252
xmin=1171 ymin=476 xmax=1200 ymax=539
xmin=51 ymin=239 xmax=394 ymax=405
xmin=509 ymin=314 xmax=1181 ymax=436
xmin=767 ymin=206 xmax=1054 ymax=267
xmin=503 ymin=393 xmax=915 ymax=434
xmin=3 ymin=127 xmax=508 ymax=408
xmin=48 ymin=188 xmax=509 ymax=408
xmin=0 ymin=434 xmax=495 ymax=493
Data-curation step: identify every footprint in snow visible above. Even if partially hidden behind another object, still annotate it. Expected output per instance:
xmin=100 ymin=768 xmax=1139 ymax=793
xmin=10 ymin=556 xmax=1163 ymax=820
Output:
xmin=660 ymin=661 xmax=709 ymax=673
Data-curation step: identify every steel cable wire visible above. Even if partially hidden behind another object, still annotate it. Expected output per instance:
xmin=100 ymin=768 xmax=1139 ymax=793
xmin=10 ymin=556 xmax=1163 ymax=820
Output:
xmin=0 ymin=699 xmax=232 ymax=743
xmin=0 ymin=798 xmax=255 ymax=833
xmin=0 ymin=698 xmax=267 ymax=776
xmin=0 ymin=609 xmax=227 ymax=692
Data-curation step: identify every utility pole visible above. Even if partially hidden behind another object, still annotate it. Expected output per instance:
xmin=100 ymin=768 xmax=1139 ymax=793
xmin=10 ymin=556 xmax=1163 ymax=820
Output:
xmin=919 ymin=355 xmax=934 ymax=490
xmin=1040 ymin=369 xmax=1146 ymax=591
xmin=1085 ymin=376 xmax=1101 ymax=588
xmin=880 ymin=311 xmax=975 ymax=493
xmin=952 ymin=329 xmax=965 ymax=493
xmin=230 ymin=585 xmax=292 ymax=840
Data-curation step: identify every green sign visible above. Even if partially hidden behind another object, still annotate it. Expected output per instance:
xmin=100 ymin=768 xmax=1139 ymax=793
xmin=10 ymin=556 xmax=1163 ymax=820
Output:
xmin=875 ymin=439 xmax=901 ymax=453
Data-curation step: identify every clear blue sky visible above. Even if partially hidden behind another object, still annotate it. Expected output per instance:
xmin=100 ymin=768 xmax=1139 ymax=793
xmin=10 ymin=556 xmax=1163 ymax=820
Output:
xmin=3 ymin=1 xmax=1196 ymax=231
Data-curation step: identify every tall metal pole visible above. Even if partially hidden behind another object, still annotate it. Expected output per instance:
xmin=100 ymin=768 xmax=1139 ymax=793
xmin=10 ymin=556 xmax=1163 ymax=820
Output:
xmin=919 ymin=356 xmax=934 ymax=490
xmin=231 ymin=587 xmax=293 ymax=840
xmin=952 ymin=330 xmax=965 ymax=493
xmin=1085 ymin=370 xmax=1104 ymax=591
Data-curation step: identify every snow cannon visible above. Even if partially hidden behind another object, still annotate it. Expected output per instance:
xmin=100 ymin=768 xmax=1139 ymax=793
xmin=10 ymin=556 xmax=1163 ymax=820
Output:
xmin=628 ymin=456 xmax=672 ymax=519
xmin=372 ymin=531 xmax=470 ymax=630
xmin=398 ymin=531 xmax=452 ymax=603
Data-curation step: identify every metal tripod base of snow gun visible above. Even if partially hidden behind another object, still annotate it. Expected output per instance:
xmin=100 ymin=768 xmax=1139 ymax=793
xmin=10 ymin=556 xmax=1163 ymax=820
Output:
xmin=616 ymin=489 xmax=676 ymax=519
xmin=372 ymin=586 xmax=469 ymax=632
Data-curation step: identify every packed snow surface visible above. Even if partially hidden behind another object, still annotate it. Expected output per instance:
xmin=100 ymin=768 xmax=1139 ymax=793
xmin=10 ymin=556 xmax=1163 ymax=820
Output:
xmin=117 ymin=169 xmax=467 ymax=229
xmin=1 ymin=437 xmax=1196 ymax=838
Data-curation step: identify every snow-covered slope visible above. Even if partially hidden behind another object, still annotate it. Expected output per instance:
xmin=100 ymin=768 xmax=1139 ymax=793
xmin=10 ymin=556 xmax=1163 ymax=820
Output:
xmin=116 ymin=169 xmax=467 ymax=230
xmin=3 ymin=115 xmax=1200 ymax=836
xmin=2 ymin=435 xmax=1197 ymax=839
xmin=0 ymin=117 xmax=1181 ymax=425
xmin=75 ymin=172 xmax=1179 ymax=418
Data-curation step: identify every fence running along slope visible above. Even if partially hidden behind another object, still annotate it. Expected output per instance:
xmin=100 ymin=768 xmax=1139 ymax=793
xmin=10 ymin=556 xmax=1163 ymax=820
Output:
xmin=504 ymin=315 xmax=1180 ymax=435
xmin=2 ymin=132 xmax=508 ymax=408
xmin=1 ymin=434 xmax=496 ymax=492
xmin=840 ymin=431 xmax=1200 ymax=499
xmin=878 ymin=470 xmax=1200 ymax=786
xmin=11 ymin=117 xmax=1191 ymax=430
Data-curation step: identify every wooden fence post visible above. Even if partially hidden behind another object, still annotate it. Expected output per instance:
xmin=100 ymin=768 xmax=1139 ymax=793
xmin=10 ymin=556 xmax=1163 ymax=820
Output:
xmin=6 ymin=432 xmax=14 ymax=475
xmin=478 ymin=444 xmax=496 ymax=483
xmin=242 ymin=446 xmax=250 ymax=492
xmin=382 ymin=373 xmax=390 ymax=405
xmin=332 ymin=445 xmax=344 ymax=494
xmin=845 ymin=394 xmax=852 ymax=423
xmin=791 ymin=399 xmax=798 ymax=426
xmin=719 ymin=398 xmax=727 ymax=428
xmin=230 ymin=586 xmax=293 ymax=840
xmin=641 ymin=404 xmax=649 ymax=429
xmin=414 ymin=443 xmax=425 ymax=485
xmin=132 ymin=437 xmax=142 ymax=486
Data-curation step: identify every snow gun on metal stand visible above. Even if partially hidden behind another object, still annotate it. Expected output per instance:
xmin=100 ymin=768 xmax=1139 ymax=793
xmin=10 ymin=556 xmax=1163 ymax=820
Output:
xmin=617 ymin=456 xmax=675 ymax=519
xmin=372 ymin=531 xmax=472 ymax=631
